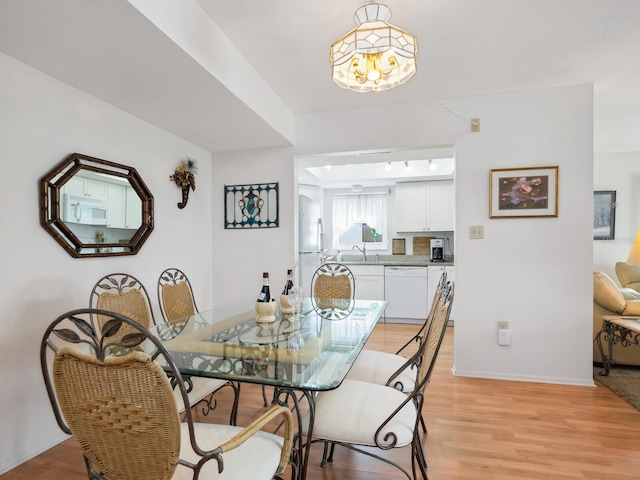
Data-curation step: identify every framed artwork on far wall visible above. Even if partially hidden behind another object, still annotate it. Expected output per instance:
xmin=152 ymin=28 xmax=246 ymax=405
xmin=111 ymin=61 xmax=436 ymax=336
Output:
xmin=594 ymin=190 xmax=617 ymax=240
xmin=489 ymin=166 xmax=559 ymax=218
xmin=224 ymin=182 xmax=279 ymax=229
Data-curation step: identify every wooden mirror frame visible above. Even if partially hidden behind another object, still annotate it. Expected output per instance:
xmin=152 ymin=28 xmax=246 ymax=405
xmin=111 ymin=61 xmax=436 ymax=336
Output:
xmin=40 ymin=153 xmax=154 ymax=258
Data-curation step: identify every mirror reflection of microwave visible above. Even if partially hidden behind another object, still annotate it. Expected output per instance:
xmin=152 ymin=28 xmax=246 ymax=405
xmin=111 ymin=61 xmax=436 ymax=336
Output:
xmin=63 ymin=194 xmax=109 ymax=226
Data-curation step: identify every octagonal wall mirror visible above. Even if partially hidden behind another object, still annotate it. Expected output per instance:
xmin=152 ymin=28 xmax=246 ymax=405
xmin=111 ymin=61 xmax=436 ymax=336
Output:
xmin=40 ymin=153 xmax=154 ymax=258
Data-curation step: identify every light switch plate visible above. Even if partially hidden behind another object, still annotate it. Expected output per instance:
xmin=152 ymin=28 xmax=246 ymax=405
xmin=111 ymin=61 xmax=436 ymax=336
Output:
xmin=470 ymin=225 xmax=484 ymax=239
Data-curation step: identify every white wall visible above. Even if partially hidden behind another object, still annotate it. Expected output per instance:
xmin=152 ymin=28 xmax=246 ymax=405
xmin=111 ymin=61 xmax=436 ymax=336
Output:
xmin=210 ymin=147 xmax=296 ymax=306
xmin=0 ymin=52 xmax=215 ymax=473
xmin=593 ymin=151 xmax=640 ymax=281
xmin=294 ymin=83 xmax=594 ymax=387
xmin=453 ymin=86 xmax=593 ymax=385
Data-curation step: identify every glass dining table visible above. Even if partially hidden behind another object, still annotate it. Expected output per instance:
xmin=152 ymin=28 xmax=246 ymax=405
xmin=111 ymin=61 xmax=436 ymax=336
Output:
xmin=150 ymin=297 xmax=387 ymax=480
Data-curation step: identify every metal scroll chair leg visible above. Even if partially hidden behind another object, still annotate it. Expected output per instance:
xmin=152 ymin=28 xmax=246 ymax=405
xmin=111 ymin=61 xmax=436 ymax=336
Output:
xmin=321 ymin=441 xmax=330 ymax=467
xmin=262 ymin=385 xmax=270 ymax=407
xmin=420 ymin=414 xmax=428 ymax=434
xmin=326 ymin=441 xmax=336 ymax=463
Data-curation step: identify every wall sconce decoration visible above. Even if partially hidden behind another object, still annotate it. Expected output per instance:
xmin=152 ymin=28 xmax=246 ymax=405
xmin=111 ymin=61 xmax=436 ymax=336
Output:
xmin=224 ymin=182 xmax=279 ymax=229
xmin=170 ymin=157 xmax=198 ymax=209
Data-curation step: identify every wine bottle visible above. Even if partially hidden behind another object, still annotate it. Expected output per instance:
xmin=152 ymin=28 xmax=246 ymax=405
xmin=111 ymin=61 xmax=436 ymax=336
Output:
xmin=257 ymin=272 xmax=274 ymax=303
xmin=282 ymin=269 xmax=294 ymax=295
xmin=280 ymin=269 xmax=294 ymax=314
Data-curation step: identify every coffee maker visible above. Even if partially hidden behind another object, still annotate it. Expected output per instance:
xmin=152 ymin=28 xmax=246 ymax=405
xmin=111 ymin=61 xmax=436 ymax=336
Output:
xmin=430 ymin=238 xmax=444 ymax=262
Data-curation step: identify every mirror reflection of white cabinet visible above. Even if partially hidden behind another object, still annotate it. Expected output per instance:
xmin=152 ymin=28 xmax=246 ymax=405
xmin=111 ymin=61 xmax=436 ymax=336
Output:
xmin=65 ymin=175 xmax=108 ymax=199
xmin=125 ymin=187 xmax=142 ymax=229
xmin=106 ymin=184 xmax=141 ymax=230
xmin=107 ymin=183 xmax=126 ymax=228
xmin=396 ymin=180 xmax=454 ymax=232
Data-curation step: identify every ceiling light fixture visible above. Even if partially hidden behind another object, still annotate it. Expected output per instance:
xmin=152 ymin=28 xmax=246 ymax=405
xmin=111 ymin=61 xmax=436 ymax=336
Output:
xmin=330 ymin=2 xmax=417 ymax=93
xmin=428 ymin=159 xmax=437 ymax=171
xmin=404 ymin=161 xmax=411 ymax=172
xmin=384 ymin=162 xmax=392 ymax=171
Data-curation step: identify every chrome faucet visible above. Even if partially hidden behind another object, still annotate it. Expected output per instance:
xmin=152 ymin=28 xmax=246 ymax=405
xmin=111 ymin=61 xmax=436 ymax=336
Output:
xmin=352 ymin=244 xmax=366 ymax=261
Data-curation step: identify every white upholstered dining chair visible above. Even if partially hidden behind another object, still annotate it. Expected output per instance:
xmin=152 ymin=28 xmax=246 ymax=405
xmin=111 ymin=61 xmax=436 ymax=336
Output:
xmin=302 ymin=282 xmax=454 ymax=480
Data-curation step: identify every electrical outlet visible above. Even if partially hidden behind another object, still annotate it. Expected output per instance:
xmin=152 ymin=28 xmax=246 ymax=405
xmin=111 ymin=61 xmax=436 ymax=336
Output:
xmin=497 ymin=321 xmax=509 ymax=330
xmin=470 ymin=225 xmax=484 ymax=239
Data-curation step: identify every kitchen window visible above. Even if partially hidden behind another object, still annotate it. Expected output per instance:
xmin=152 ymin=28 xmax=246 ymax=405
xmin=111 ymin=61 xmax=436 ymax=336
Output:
xmin=332 ymin=192 xmax=388 ymax=250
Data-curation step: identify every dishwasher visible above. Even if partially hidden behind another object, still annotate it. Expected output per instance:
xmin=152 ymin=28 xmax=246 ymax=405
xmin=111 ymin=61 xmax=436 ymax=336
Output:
xmin=384 ymin=266 xmax=429 ymax=323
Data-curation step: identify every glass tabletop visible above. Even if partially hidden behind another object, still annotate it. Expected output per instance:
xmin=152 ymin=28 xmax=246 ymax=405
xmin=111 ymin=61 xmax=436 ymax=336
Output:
xmin=151 ymin=298 xmax=387 ymax=391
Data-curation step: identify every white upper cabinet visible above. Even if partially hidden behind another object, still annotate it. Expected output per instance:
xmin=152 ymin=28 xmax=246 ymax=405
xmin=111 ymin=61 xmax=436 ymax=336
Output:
xmin=64 ymin=175 xmax=108 ymax=199
xmin=107 ymin=183 xmax=127 ymax=228
xmin=395 ymin=180 xmax=454 ymax=232
xmin=125 ymin=186 xmax=142 ymax=229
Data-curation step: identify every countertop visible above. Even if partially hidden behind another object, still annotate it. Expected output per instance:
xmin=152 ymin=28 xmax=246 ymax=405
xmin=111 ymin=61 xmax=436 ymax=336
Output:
xmin=327 ymin=255 xmax=454 ymax=267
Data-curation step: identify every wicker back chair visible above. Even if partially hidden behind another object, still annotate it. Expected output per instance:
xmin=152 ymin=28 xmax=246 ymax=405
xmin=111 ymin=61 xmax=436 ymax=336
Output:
xmin=41 ymin=308 xmax=294 ymax=480
xmin=89 ymin=273 xmax=155 ymax=331
xmin=157 ymin=268 xmax=198 ymax=322
xmin=310 ymin=263 xmax=355 ymax=319
xmin=304 ymin=282 xmax=454 ymax=480
xmin=157 ymin=267 xmax=240 ymax=423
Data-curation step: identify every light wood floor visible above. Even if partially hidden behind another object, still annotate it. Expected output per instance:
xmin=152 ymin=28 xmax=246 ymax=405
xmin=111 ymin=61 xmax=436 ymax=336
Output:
xmin=4 ymin=324 xmax=640 ymax=480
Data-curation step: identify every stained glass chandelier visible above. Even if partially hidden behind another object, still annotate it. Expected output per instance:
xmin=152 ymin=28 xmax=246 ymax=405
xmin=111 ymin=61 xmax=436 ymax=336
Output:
xmin=330 ymin=2 xmax=418 ymax=93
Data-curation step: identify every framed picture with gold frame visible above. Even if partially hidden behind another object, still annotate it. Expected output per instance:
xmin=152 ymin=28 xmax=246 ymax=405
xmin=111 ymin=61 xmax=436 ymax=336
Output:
xmin=489 ymin=166 xmax=559 ymax=218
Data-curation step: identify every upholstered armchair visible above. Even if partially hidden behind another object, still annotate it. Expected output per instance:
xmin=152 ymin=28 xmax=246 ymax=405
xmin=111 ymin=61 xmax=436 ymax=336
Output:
xmin=593 ymin=270 xmax=640 ymax=366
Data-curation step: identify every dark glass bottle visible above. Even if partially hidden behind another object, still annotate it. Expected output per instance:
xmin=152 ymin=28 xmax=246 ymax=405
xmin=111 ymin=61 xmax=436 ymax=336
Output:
xmin=257 ymin=272 xmax=274 ymax=303
xmin=282 ymin=269 xmax=294 ymax=295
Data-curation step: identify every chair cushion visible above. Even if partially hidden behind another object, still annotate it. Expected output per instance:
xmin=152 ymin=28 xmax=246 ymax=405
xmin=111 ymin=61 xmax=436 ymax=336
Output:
xmin=593 ymin=271 xmax=625 ymax=313
xmin=615 ymin=262 xmax=640 ymax=288
xmin=302 ymin=379 xmax=417 ymax=448
xmin=346 ymin=350 xmax=416 ymax=392
xmin=174 ymin=423 xmax=284 ymax=479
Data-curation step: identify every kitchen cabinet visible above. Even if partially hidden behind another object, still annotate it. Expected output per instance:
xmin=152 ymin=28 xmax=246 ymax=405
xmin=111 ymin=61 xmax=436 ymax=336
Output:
xmin=64 ymin=175 xmax=108 ymax=199
xmin=125 ymin=187 xmax=142 ymax=229
xmin=395 ymin=180 xmax=454 ymax=232
xmin=349 ymin=265 xmax=385 ymax=301
xmin=107 ymin=183 xmax=126 ymax=228
xmin=105 ymin=184 xmax=141 ymax=230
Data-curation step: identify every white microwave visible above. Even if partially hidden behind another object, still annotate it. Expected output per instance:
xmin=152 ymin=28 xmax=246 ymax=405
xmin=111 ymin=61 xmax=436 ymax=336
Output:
xmin=63 ymin=194 xmax=109 ymax=226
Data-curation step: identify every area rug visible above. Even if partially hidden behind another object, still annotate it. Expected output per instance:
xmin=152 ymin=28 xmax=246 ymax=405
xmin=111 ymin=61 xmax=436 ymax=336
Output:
xmin=593 ymin=366 xmax=640 ymax=411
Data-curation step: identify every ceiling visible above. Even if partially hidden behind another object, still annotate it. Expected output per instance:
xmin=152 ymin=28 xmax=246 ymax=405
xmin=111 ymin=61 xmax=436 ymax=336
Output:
xmin=1 ymin=0 xmax=639 ymax=161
